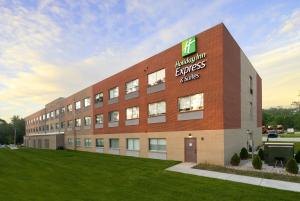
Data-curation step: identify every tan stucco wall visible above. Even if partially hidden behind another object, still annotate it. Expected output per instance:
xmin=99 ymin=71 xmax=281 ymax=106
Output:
xmin=24 ymin=134 xmax=64 ymax=150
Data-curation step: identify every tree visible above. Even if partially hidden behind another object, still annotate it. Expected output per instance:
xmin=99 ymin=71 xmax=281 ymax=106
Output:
xmin=0 ymin=116 xmax=25 ymax=144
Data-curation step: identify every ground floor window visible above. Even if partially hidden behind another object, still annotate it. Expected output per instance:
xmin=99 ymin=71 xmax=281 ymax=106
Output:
xmin=96 ymin=138 xmax=104 ymax=147
xmin=149 ymin=138 xmax=166 ymax=152
xmin=109 ymin=139 xmax=119 ymax=149
xmin=67 ymin=138 xmax=73 ymax=145
xmin=127 ymin=138 xmax=140 ymax=151
xmin=84 ymin=138 xmax=92 ymax=147
xmin=76 ymin=138 xmax=81 ymax=146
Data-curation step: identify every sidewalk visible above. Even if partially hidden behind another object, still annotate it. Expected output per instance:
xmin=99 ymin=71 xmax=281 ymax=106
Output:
xmin=166 ymin=163 xmax=300 ymax=193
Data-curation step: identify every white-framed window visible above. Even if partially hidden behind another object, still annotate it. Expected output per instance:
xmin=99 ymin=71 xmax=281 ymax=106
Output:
xmin=55 ymin=109 xmax=59 ymax=116
xmin=61 ymin=107 xmax=65 ymax=113
xmin=75 ymin=101 xmax=81 ymax=110
xmin=84 ymin=116 xmax=91 ymax=126
xmin=84 ymin=138 xmax=92 ymax=147
xmin=126 ymin=106 xmax=139 ymax=120
xmin=148 ymin=101 xmax=166 ymax=117
xmin=67 ymin=138 xmax=73 ymax=145
xmin=127 ymin=138 xmax=140 ymax=151
xmin=96 ymin=114 xmax=103 ymax=124
xmin=67 ymin=104 xmax=72 ymax=112
xmin=109 ymin=138 xmax=119 ymax=149
xmin=126 ymin=79 xmax=139 ymax=94
xmin=178 ymin=93 xmax=204 ymax=112
xmin=67 ymin=120 xmax=73 ymax=128
xmin=148 ymin=69 xmax=165 ymax=86
xmin=76 ymin=138 xmax=81 ymax=146
xmin=95 ymin=92 xmax=103 ymax=103
xmin=84 ymin=97 xmax=91 ymax=107
xmin=96 ymin=138 xmax=104 ymax=147
xmin=75 ymin=118 xmax=81 ymax=127
xmin=39 ymin=116 xmax=42 ymax=121
xmin=109 ymin=87 xmax=119 ymax=99
xmin=42 ymin=115 xmax=45 ymax=120
xmin=149 ymin=138 xmax=166 ymax=152
xmin=109 ymin=111 xmax=119 ymax=122
xmin=50 ymin=111 xmax=54 ymax=118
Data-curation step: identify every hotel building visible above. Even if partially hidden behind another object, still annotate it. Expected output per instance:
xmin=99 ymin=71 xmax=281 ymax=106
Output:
xmin=24 ymin=23 xmax=262 ymax=165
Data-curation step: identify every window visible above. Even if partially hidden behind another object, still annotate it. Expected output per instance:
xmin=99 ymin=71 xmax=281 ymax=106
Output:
xmin=109 ymin=111 xmax=119 ymax=122
xmin=96 ymin=138 xmax=104 ymax=147
xmin=95 ymin=93 xmax=103 ymax=103
xmin=55 ymin=109 xmax=59 ymax=116
xmin=67 ymin=138 xmax=73 ymax=145
xmin=148 ymin=69 xmax=165 ymax=86
xmin=67 ymin=104 xmax=72 ymax=112
xmin=55 ymin=123 xmax=59 ymax=129
xmin=84 ymin=116 xmax=91 ymax=126
xmin=50 ymin=111 xmax=54 ymax=118
xmin=76 ymin=138 xmax=81 ymax=146
xmin=127 ymin=138 xmax=140 ymax=151
xmin=109 ymin=87 xmax=119 ymax=99
xmin=75 ymin=101 xmax=81 ymax=110
xmin=84 ymin=97 xmax=91 ymax=107
xmin=75 ymin=118 xmax=81 ymax=127
xmin=249 ymin=76 xmax=253 ymax=94
xmin=126 ymin=107 xmax=139 ymax=120
xmin=61 ymin=107 xmax=65 ymax=113
xmin=96 ymin=114 xmax=103 ymax=124
xmin=84 ymin=138 xmax=92 ymax=147
xmin=50 ymin=124 xmax=53 ymax=130
xmin=67 ymin=120 xmax=73 ymax=128
xmin=178 ymin=93 xmax=204 ymax=112
xmin=149 ymin=138 xmax=166 ymax=152
xmin=109 ymin=139 xmax=119 ymax=149
xmin=148 ymin=101 xmax=166 ymax=117
xmin=60 ymin=122 xmax=65 ymax=129
xmin=126 ymin=79 xmax=139 ymax=94
xmin=250 ymin=102 xmax=253 ymax=120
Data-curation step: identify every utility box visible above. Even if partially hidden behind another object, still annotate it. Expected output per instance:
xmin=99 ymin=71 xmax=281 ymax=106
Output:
xmin=264 ymin=143 xmax=294 ymax=166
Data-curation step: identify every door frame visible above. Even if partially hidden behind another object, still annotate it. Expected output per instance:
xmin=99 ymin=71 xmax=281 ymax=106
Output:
xmin=184 ymin=137 xmax=197 ymax=163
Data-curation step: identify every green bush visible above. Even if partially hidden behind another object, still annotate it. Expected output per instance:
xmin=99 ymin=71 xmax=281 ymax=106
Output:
xmin=240 ymin=147 xmax=248 ymax=160
xmin=230 ymin=153 xmax=240 ymax=166
xmin=295 ymin=151 xmax=300 ymax=163
xmin=285 ymin=158 xmax=299 ymax=174
xmin=252 ymin=155 xmax=262 ymax=170
xmin=258 ymin=149 xmax=264 ymax=161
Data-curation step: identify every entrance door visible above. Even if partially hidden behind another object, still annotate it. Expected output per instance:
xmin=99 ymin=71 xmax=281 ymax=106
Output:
xmin=184 ymin=138 xmax=197 ymax=162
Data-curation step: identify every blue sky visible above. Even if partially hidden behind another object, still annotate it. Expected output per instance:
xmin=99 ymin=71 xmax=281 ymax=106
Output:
xmin=0 ymin=0 xmax=300 ymax=121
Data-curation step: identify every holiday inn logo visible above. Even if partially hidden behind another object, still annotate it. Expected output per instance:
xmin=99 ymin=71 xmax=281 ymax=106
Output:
xmin=182 ymin=36 xmax=196 ymax=57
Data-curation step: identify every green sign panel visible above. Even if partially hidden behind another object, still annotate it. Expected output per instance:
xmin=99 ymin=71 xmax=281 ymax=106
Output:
xmin=181 ymin=36 xmax=196 ymax=57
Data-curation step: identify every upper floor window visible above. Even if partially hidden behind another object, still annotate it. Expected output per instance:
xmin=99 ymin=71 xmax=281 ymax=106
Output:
xmin=75 ymin=118 xmax=81 ymax=127
xmin=67 ymin=120 xmax=73 ymax=128
xmin=84 ymin=97 xmax=91 ymax=107
xmin=75 ymin=101 xmax=81 ymax=110
xmin=55 ymin=109 xmax=60 ymax=116
xmin=109 ymin=87 xmax=119 ymax=99
xmin=50 ymin=111 xmax=54 ymax=118
xmin=84 ymin=116 xmax=91 ymax=126
xmin=109 ymin=111 xmax=119 ymax=122
xmin=126 ymin=79 xmax=139 ymax=94
xmin=95 ymin=93 xmax=103 ymax=103
xmin=67 ymin=104 xmax=72 ymax=112
xmin=148 ymin=69 xmax=165 ymax=87
xmin=148 ymin=101 xmax=166 ymax=117
xmin=249 ymin=76 xmax=253 ymax=95
xmin=250 ymin=102 xmax=253 ymax=120
xmin=61 ymin=107 xmax=65 ymax=113
xmin=126 ymin=106 xmax=139 ymax=120
xmin=96 ymin=114 xmax=103 ymax=124
xmin=178 ymin=93 xmax=204 ymax=112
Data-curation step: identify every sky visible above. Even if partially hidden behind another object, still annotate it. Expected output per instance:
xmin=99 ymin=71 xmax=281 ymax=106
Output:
xmin=0 ymin=0 xmax=300 ymax=122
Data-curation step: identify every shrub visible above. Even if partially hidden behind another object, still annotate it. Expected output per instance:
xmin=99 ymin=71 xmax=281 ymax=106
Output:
xmin=285 ymin=158 xmax=299 ymax=174
xmin=240 ymin=147 xmax=248 ymax=160
xmin=295 ymin=151 xmax=300 ymax=163
xmin=258 ymin=149 xmax=264 ymax=161
xmin=230 ymin=153 xmax=240 ymax=166
xmin=252 ymin=155 xmax=262 ymax=170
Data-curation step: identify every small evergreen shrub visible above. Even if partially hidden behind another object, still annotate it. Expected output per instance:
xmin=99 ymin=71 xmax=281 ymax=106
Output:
xmin=258 ymin=148 xmax=264 ymax=161
xmin=230 ymin=153 xmax=240 ymax=166
xmin=295 ymin=151 xmax=300 ymax=163
xmin=252 ymin=155 xmax=262 ymax=170
xmin=240 ymin=147 xmax=248 ymax=160
xmin=285 ymin=158 xmax=299 ymax=174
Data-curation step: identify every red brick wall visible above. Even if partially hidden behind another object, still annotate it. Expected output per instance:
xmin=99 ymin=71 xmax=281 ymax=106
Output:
xmin=256 ymin=74 xmax=262 ymax=127
xmin=93 ymin=24 xmax=227 ymax=134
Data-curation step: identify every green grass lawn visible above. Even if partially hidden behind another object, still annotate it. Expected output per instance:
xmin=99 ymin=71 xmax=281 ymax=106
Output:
xmin=0 ymin=149 xmax=299 ymax=201
xmin=279 ymin=133 xmax=300 ymax=138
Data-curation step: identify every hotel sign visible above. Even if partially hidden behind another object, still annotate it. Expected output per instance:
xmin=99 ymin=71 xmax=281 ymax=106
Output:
xmin=175 ymin=36 xmax=207 ymax=83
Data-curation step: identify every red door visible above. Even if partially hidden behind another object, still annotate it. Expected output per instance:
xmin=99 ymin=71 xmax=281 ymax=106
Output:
xmin=184 ymin=138 xmax=197 ymax=162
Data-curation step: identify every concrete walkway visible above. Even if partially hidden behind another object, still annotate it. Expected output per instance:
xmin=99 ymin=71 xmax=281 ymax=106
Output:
xmin=166 ymin=163 xmax=300 ymax=193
